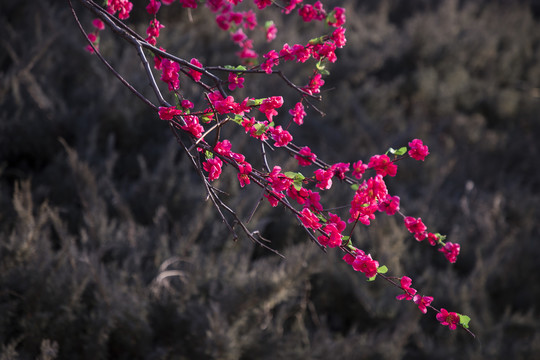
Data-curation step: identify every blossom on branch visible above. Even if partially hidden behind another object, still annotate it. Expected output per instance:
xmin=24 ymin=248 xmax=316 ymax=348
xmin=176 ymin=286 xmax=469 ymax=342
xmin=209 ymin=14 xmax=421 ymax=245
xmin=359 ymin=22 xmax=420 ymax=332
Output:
xmin=436 ymin=308 xmax=460 ymax=330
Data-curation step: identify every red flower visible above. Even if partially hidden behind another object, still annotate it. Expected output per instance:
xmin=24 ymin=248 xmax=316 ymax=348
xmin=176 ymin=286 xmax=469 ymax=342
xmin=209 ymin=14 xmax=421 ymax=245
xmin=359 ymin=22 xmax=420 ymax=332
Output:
xmin=146 ymin=0 xmax=161 ymax=15
xmin=368 ymin=154 xmax=397 ymax=177
xmin=378 ymin=195 xmax=400 ymax=215
xmin=436 ymin=308 xmax=460 ymax=330
xmin=295 ymin=146 xmax=316 ymax=166
xmin=180 ymin=115 xmax=204 ymax=138
xmin=314 ymin=169 xmax=333 ymax=190
xmin=203 ymin=157 xmax=223 ymax=181
xmin=404 ymin=216 xmax=427 ymax=235
xmin=92 ymin=18 xmax=105 ymax=30
xmin=299 ymin=208 xmax=322 ymax=230
xmin=237 ymin=163 xmax=252 ymax=188
xmin=396 ymin=276 xmax=417 ymax=301
xmin=413 ymin=295 xmax=434 ymax=314
xmin=351 ymin=160 xmax=367 ymax=179
xmin=270 ymin=126 xmax=292 ymax=147
xmin=289 ymin=101 xmax=306 ymax=125
xmin=158 ymin=106 xmax=182 ymax=121
xmin=439 ymin=242 xmax=460 ymax=263
xmin=352 ymin=253 xmax=379 ymax=278
xmin=408 ymin=139 xmax=429 ymax=161
xmin=189 ymin=58 xmax=203 ymax=82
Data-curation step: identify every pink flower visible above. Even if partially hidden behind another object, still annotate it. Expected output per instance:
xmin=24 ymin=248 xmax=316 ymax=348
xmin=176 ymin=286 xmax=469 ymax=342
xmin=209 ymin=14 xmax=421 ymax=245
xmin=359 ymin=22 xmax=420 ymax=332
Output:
xmin=147 ymin=18 xmax=164 ymax=38
xmin=266 ymin=22 xmax=277 ymax=42
xmin=214 ymin=139 xmax=232 ymax=157
xmin=254 ymin=0 xmax=272 ymax=10
xmin=314 ymin=169 xmax=333 ymax=190
xmin=264 ymin=191 xmax=284 ymax=207
xmin=331 ymin=27 xmax=347 ymax=48
xmin=259 ymin=96 xmax=283 ymax=121
xmin=180 ymin=115 xmax=204 ymax=138
xmin=179 ymin=0 xmax=198 ymax=8
xmin=146 ymin=0 xmax=161 ymax=15
xmin=189 ymin=58 xmax=203 ymax=82
xmin=92 ymin=18 xmax=105 ymax=30
xmin=436 ymin=308 xmax=460 ymax=330
xmin=413 ymin=295 xmax=433 ymax=314
xmin=351 ymin=160 xmax=368 ymax=179
xmin=158 ymin=106 xmax=183 ymax=120
xmin=289 ymin=101 xmax=306 ymax=125
xmin=243 ymin=10 xmax=257 ymax=30
xmin=295 ymin=146 xmax=316 ymax=166
xmin=317 ymin=224 xmax=343 ymax=248
xmin=231 ymin=28 xmax=247 ymax=44
xmin=267 ymin=166 xmax=293 ymax=192
xmin=439 ymin=242 xmax=460 ymax=263
xmin=292 ymin=44 xmax=311 ymax=63
xmin=327 ymin=7 xmax=346 ymax=27
xmin=299 ymin=208 xmax=322 ymax=230
xmin=378 ymin=195 xmax=400 ymax=215
xmin=279 ymin=43 xmax=295 ymax=61
xmin=237 ymin=163 xmax=252 ymax=187
xmin=426 ymin=232 xmax=439 ymax=246
xmin=368 ymin=154 xmax=397 ymax=177
xmin=228 ymin=73 xmax=245 ymax=91
xmin=404 ymin=216 xmax=427 ymax=235
xmin=107 ymin=0 xmax=133 ymax=20
xmin=283 ymin=0 xmax=302 ymax=14
xmin=408 ymin=139 xmax=429 ymax=161
xmin=203 ymin=157 xmax=223 ymax=181
xmin=261 ymin=50 xmax=279 ymax=74
xmin=181 ymin=99 xmax=194 ymax=109
xmin=298 ymin=4 xmax=316 ymax=22
xmin=330 ymin=162 xmax=350 ymax=180
xmin=303 ymin=73 xmax=324 ymax=95
xmin=396 ymin=276 xmax=417 ymax=301
xmin=352 ymin=253 xmax=379 ymax=278
xmin=269 ymin=126 xmax=292 ymax=147
xmin=160 ymin=59 xmax=180 ymax=91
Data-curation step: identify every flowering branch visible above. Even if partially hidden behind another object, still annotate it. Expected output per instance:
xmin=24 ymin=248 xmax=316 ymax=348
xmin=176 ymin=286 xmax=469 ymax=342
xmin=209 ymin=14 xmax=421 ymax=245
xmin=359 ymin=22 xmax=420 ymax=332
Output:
xmin=70 ymin=0 xmax=474 ymax=337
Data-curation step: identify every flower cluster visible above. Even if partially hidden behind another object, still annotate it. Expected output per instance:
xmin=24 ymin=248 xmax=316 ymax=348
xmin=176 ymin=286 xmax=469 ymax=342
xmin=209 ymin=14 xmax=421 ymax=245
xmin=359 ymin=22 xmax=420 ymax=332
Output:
xmin=82 ymin=0 xmax=472 ymax=336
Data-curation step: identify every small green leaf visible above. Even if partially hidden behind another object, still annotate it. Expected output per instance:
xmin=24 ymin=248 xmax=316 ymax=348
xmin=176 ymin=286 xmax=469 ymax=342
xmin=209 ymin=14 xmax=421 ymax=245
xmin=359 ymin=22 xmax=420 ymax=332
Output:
xmin=377 ymin=265 xmax=388 ymax=274
xmin=224 ymin=65 xmax=247 ymax=71
xmin=265 ymin=20 xmax=274 ymax=30
xmin=308 ymin=36 xmax=325 ymax=45
xmin=458 ymin=314 xmax=471 ymax=329
xmin=230 ymin=114 xmax=244 ymax=125
xmin=351 ymin=183 xmax=359 ymax=191
xmin=247 ymin=98 xmax=264 ymax=107
xmin=367 ymin=275 xmax=377 ymax=282
xmin=205 ymin=150 xmax=214 ymax=160
xmin=387 ymin=147 xmax=408 ymax=156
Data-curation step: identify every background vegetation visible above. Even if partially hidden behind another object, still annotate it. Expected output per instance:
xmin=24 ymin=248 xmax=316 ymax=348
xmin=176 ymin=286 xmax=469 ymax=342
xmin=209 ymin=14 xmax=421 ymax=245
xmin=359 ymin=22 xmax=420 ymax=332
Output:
xmin=1 ymin=0 xmax=539 ymax=358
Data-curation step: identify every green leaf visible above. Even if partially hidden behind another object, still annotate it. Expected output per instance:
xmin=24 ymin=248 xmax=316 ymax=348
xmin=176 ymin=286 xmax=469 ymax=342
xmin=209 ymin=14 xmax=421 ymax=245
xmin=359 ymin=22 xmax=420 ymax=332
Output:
xmin=205 ymin=150 xmax=214 ymax=160
xmin=458 ymin=314 xmax=471 ymax=329
xmin=377 ymin=265 xmax=388 ymax=274
xmin=308 ymin=36 xmax=325 ymax=45
xmin=367 ymin=275 xmax=377 ymax=282
xmin=224 ymin=65 xmax=247 ymax=71
xmin=265 ymin=20 xmax=274 ymax=30
xmin=230 ymin=114 xmax=244 ymax=125
xmin=387 ymin=147 xmax=408 ymax=156
xmin=247 ymin=98 xmax=264 ymax=107
xmin=350 ymin=183 xmax=359 ymax=191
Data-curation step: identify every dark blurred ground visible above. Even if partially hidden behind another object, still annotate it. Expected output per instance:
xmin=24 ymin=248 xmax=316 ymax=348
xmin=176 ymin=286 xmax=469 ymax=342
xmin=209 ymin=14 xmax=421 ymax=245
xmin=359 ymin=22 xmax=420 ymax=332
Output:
xmin=1 ymin=0 xmax=540 ymax=359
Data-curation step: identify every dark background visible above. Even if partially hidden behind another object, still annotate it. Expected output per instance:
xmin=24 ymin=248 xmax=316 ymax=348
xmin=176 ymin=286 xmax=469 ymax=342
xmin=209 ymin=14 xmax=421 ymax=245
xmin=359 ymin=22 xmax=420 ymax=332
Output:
xmin=1 ymin=0 xmax=539 ymax=359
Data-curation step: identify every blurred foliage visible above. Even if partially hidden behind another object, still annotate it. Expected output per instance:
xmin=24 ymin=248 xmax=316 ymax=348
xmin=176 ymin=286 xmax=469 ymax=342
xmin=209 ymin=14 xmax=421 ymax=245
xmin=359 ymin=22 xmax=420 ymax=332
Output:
xmin=1 ymin=0 xmax=540 ymax=359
